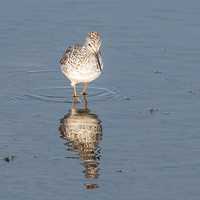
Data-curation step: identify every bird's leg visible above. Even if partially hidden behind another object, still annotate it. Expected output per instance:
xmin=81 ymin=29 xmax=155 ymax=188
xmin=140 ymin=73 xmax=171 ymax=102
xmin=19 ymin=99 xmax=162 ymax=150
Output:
xmin=83 ymin=94 xmax=88 ymax=111
xmin=82 ymin=82 xmax=89 ymax=95
xmin=73 ymin=85 xmax=77 ymax=97
xmin=71 ymin=82 xmax=79 ymax=101
xmin=71 ymin=96 xmax=78 ymax=114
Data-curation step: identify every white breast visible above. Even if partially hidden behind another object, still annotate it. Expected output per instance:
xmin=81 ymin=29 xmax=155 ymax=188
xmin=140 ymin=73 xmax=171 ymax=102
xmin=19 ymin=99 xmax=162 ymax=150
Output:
xmin=61 ymin=54 xmax=103 ymax=83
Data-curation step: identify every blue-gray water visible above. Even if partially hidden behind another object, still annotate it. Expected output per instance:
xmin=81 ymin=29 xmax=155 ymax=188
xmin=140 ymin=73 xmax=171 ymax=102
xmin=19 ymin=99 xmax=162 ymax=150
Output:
xmin=1 ymin=0 xmax=200 ymax=199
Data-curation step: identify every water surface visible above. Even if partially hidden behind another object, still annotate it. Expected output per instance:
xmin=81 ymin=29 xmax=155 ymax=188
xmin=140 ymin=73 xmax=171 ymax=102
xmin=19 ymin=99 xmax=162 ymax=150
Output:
xmin=1 ymin=0 xmax=200 ymax=199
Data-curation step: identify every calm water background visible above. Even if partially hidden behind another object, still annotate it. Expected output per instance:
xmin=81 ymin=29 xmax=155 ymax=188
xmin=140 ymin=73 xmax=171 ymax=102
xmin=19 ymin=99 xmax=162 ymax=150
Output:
xmin=1 ymin=0 xmax=200 ymax=199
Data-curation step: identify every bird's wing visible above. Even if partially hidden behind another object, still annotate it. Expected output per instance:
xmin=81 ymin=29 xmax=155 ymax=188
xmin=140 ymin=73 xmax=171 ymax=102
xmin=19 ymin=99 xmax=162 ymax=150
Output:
xmin=59 ymin=45 xmax=73 ymax=65
xmin=59 ymin=44 xmax=87 ymax=67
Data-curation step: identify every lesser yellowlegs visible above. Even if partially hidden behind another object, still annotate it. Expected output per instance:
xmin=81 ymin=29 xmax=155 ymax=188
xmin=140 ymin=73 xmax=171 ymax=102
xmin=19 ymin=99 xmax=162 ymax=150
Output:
xmin=59 ymin=32 xmax=103 ymax=97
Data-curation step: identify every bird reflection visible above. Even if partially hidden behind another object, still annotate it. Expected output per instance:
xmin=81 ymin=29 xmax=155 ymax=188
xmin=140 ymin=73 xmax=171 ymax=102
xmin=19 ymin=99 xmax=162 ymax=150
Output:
xmin=59 ymin=96 xmax=103 ymax=189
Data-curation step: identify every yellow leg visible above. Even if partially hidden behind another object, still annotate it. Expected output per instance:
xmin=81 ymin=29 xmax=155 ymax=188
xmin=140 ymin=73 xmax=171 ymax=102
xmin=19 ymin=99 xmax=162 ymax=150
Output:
xmin=82 ymin=82 xmax=89 ymax=95
xmin=83 ymin=95 xmax=88 ymax=111
xmin=71 ymin=82 xmax=78 ymax=97
xmin=71 ymin=96 xmax=78 ymax=114
xmin=73 ymin=85 xmax=77 ymax=97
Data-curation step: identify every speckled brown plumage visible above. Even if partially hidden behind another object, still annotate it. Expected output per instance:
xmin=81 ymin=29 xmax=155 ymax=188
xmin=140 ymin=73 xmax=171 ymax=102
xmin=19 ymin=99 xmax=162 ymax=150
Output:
xmin=59 ymin=32 xmax=103 ymax=97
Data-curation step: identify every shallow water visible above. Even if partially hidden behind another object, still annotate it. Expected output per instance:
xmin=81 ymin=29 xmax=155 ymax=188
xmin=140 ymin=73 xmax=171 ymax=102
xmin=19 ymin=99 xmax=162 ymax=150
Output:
xmin=1 ymin=0 xmax=200 ymax=199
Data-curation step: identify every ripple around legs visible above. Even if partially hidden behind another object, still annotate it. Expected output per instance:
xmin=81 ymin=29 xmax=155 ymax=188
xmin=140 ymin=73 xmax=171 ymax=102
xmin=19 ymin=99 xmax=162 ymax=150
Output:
xmin=19 ymin=86 xmax=122 ymax=104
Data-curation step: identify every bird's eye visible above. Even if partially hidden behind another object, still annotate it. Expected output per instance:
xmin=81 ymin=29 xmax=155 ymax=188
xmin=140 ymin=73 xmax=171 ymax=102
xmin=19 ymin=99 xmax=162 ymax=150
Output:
xmin=88 ymin=43 xmax=92 ymax=47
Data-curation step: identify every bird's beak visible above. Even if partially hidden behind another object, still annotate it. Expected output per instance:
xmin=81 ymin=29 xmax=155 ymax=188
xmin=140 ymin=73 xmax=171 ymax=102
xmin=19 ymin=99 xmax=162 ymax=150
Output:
xmin=95 ymin=53 xmax=102 ymax=71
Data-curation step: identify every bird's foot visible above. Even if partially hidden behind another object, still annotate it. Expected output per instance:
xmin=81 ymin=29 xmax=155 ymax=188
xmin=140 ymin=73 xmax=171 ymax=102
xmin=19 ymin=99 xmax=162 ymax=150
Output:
xmin=72 ymin=95 xmax=80 ymax=103
xmin=81 ymin=92 xmax=88 ymax=96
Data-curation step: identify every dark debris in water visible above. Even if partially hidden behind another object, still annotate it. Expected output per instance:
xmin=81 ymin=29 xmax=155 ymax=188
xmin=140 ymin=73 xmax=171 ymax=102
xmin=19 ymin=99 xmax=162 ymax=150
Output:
xmin=187 ymin=89 xmax=200 ymax=95
xmin=149 ymin=108 xmax=159 ymax=114
xmin=124 ymin=96 xmax=131 ymax=101
xmin=84 ymin=183 xmax=99 ymax=190
xmin=153 ymin=70 xmax=162 ymax=74
xmin=2 ymin=155 xmax=15 ymax=163
xmin=188 ymin=90 xmax=195 ymax=94
xmin=116 ymin=169 xmax=123 ymax=173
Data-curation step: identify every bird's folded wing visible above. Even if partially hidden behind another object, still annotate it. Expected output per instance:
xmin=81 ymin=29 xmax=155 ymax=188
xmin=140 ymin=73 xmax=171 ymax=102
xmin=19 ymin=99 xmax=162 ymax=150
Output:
xmin=59 ymin=45 xmax=73 ymax=65
xmin=59 ymin=44 xmax=85 ymax=67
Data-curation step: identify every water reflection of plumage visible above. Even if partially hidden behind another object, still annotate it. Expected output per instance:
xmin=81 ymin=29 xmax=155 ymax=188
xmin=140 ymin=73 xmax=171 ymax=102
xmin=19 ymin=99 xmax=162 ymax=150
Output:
xmin=59 ymin=98 xmax=102 ymax=180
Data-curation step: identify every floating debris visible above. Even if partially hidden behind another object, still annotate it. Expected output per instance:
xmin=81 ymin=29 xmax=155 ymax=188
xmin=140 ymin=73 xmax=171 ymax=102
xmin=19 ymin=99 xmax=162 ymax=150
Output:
xmin=149 ymin=108 xmax=159 ymax=114
xmin=116 ymin=169 xmax=123 ymax=173
xmin=188 ymin=90 xmax=194 ymax=94
xmin=84 ymin=183 xmax=99 ymax=190
xmin=153 ymin=70 xmax=162 ymax=74
xmin=124 ymin=96 xmax=131 ymax=101
xmin=1 ymin=155 xmax=15 ymax=163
